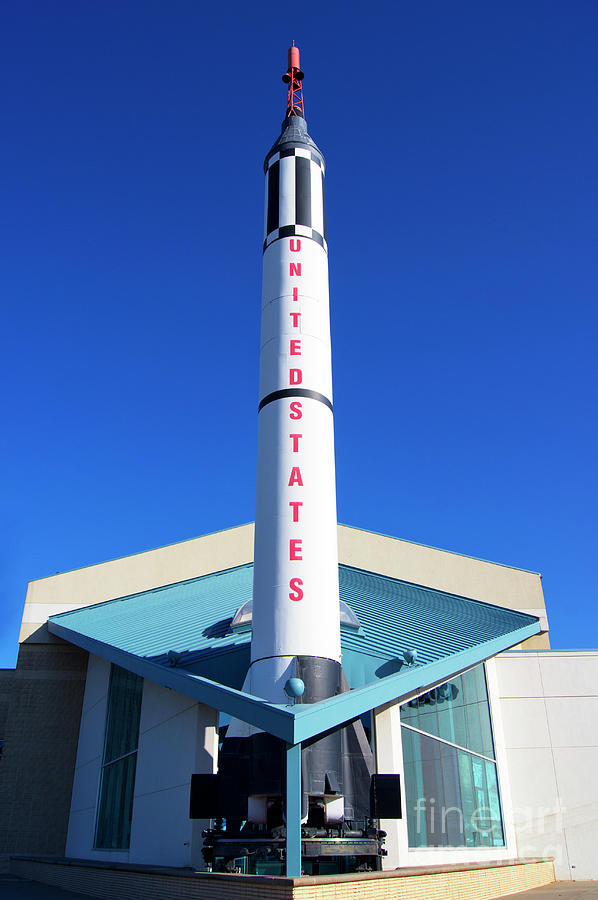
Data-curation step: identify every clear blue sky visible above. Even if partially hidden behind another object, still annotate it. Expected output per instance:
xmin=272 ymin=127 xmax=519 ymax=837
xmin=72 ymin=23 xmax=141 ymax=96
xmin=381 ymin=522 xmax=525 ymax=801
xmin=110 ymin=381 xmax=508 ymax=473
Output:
xmin=1 ymin=1 xmax=596 ymax=666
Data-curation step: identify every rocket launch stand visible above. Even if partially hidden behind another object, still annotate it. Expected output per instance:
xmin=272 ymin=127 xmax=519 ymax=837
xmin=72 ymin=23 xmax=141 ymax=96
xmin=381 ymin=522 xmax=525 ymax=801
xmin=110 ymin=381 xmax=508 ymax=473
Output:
xmin=193 ymin=708 xmax=399 ymax=877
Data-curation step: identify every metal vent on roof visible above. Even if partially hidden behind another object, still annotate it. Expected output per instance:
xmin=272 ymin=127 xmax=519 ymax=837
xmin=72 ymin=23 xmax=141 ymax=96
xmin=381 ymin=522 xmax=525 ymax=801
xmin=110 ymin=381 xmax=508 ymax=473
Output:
xmin=230 ymin=599 xmax=361 ymax=633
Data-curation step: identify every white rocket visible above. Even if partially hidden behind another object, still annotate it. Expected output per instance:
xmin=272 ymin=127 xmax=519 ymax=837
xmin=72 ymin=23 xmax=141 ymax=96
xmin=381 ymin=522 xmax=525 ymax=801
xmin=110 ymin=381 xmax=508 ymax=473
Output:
xmin=219 ymin=45 xmax=375 ymax=838
xmin=249 ymin=45 xmax=340 ymax=705
xmin=224 ymin=44 xmax=339 ymax=718
xmin=195 ymin=48 xmax=396 ymax=868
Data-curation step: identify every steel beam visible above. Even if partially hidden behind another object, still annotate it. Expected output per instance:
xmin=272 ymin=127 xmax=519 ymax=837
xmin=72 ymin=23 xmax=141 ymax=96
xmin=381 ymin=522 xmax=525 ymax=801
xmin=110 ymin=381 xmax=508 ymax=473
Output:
xmin=285 ymin=741 xmax=302 ymax=877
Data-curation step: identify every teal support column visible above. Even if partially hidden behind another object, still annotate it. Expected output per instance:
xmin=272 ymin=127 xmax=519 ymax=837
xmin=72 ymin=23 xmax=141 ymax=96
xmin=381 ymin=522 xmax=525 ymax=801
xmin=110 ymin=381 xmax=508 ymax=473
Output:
xmin=285 ymin=742 xmax=302 ymax=877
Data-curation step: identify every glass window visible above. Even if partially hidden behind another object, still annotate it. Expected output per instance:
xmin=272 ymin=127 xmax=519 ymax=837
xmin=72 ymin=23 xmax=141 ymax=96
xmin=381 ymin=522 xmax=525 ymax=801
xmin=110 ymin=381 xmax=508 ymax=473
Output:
xmin=94 ymin=665 xmax=143 ymax=850
xmin=400 ymin=664 xmax=504 ymax=849
xmin=400 ymin=665 xmax=495 ymax=759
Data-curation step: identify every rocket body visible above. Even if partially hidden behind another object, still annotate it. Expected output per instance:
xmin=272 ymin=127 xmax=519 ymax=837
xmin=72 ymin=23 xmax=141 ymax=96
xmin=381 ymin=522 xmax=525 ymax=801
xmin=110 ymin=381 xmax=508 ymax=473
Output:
xmin=207 ymin=61 xmax=385 ymax=858
xmin=194 ymin=50 xmax=399 ymax=871
xmin=221 ymin=113 xmax=374 ymax=832
xmin=250 ymin=121 xmax=340 ymax=701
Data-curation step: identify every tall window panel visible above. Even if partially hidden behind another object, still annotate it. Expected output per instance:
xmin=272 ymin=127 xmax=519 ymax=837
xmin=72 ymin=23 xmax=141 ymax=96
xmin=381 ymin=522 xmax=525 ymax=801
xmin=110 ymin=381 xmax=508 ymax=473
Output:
xmin=400 ymin=664 xmax=504 ymax=848
xmin=94 ymin=665 xmax=143 ymax=850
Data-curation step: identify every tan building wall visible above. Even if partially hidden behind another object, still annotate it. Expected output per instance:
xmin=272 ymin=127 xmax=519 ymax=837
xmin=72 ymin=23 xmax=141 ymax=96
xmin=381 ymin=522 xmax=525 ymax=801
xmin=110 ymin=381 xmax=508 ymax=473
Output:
xmin=0 ymin=641 xmax=88 ymax=872
xmin=19 ymin=524 xmax=256 ymax=643
xmin=19 ymin=523 xmax=549 ymax=647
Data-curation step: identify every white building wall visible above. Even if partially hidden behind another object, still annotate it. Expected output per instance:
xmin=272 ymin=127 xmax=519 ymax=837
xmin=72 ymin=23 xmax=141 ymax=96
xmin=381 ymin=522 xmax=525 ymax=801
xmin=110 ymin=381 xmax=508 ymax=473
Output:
xmin=66 ymin=654 xmax=218 ymax=868
xmin=494 ymin=650 xmax=598 ymax=880
xmin=65 ymin=654 xmax=129 ymax=863
xmin=129 ymin=680 xmax=218 ymax=868
xmin=373 ymin=700 xmax=404 ymax=869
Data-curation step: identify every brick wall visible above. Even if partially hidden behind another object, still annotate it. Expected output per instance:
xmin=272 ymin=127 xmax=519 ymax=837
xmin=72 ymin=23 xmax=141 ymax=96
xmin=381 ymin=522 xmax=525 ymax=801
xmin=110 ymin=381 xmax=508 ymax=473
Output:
xmin=0 ymin=669 xmax=16 ymax=743
xmin=0 ymin=640 xmax=88 ymax=872
xmin=292 ymin=862 xmax=555 ymax=900
xmin=9 ymin=857 xmax=555 ymax=900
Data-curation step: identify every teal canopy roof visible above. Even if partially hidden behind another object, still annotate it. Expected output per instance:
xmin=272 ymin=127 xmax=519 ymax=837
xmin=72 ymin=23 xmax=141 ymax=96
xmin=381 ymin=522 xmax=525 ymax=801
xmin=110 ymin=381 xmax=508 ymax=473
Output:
xmin=48 ymin=564 xmax=540 ymax=744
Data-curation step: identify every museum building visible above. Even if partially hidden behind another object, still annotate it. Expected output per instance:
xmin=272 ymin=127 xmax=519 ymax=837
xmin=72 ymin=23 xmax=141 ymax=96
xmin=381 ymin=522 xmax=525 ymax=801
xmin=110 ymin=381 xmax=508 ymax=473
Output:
xmin=0 ymin=522 xmax=596 ymax=895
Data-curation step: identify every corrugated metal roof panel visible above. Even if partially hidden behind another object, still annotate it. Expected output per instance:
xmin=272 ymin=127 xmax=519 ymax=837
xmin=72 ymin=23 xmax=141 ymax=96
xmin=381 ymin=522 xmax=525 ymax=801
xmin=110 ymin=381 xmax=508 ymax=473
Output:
xmin=49 ymin=563 xmax=538 ymax=691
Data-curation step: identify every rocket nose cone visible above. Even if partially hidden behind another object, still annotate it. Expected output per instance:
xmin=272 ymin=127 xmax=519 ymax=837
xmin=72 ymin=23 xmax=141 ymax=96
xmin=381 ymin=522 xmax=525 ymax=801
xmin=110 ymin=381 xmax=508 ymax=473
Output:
xmin=264 ymin=103 xmax=324 ymax=171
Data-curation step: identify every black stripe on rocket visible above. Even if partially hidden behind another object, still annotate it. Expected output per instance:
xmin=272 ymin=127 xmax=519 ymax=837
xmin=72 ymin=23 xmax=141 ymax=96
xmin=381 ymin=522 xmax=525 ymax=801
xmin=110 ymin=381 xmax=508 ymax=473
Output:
xmin=266 ymin=161 xmax=280 ymax=236
xmin=321 ymin=167 xmax=327 ymax=242
xmin=263 ymin=226 xmax=326 ymax=253
xmin=295 ymin=156 xmax=311 ymax=228
xmin=263 ymin=150 xmax=326 ymax=251
xmin=258 ymin=387 xmax=333 ymax=414
xmin=273 ymin=148 xmax=324 ymax=168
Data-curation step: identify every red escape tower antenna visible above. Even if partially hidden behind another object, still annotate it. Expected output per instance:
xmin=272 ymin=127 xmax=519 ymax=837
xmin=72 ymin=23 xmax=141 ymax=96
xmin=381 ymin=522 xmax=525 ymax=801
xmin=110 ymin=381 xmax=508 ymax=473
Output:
xmin=282 ymin=40 xmax=305 ymax=118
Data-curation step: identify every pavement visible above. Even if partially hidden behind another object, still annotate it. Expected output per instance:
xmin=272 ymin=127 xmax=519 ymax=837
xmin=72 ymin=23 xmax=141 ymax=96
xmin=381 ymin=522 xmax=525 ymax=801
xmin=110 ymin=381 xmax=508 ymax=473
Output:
xmin=0 ymin=875 xmax=90 ymax=899
xmin=1 ymin=874 xmax=597 ymax=899
xmin=492 ymin=885 xmax=598 ymax=899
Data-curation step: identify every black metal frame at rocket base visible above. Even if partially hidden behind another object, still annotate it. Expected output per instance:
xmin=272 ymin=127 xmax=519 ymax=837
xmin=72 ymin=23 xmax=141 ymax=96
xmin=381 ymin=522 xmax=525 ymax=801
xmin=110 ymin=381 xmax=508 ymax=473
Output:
xmin=195 ymin=662 xmax=395 ymax=874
